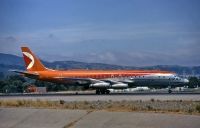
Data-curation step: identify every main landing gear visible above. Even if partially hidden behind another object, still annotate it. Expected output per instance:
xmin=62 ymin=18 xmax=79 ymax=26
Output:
xmin=168 ymin=89 xmax=172 ymax=93
xmin=96 ymin=89 xmax=110 ymax=95
xmin=168 ymin=85 xmax=172 ymax=93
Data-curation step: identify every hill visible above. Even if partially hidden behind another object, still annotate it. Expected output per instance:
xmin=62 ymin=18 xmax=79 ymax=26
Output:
xmin=0 ymin=53 xmax=199 ymax=79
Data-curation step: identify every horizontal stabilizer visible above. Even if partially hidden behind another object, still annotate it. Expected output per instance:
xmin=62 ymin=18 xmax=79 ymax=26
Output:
xmin=9 ymin=70 xmax=39 ymax=79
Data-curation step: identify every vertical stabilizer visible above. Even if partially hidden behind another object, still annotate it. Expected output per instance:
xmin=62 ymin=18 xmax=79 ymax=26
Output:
xmin=21 ymin=47 xmax=47 ymax=71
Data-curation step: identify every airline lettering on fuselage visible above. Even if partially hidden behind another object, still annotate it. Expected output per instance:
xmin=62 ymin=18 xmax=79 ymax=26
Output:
xmin=22 ymin=52 xmax=35 ymax=69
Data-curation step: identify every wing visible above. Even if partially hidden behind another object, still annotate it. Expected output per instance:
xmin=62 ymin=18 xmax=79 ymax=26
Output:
xmin=102 ymin=78 xmax=134 ymax=84
xmin=54 ymin=77 xmax=108 ymax=84
xmin=57 ymin=77 xmax=129 ymax=89
xmin=101 ymin=79 xmax=129 ymax=89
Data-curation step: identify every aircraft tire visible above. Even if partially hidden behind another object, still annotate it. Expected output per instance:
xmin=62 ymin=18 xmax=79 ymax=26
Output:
xmin=96 ymin=89 xmax=100 ymax=95
xmin=100 ymin=89 xmax=105 ymax=94
xmin=105 ymin=90 xmax=110 ymax=94
xmin=168 ymin=89 xmax=172 ymax=93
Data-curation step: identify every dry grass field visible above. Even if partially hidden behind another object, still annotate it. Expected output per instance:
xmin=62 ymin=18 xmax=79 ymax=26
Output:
xmin=0 ymin=99 xmax=200 ymax=115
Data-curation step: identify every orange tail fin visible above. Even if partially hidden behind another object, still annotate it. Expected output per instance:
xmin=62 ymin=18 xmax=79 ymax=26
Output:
xmin=21 ymin=47 xmax=47 ymax=71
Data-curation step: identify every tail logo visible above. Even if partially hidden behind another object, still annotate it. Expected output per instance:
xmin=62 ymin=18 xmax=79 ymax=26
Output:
xmin=22 ymin=52 xmax=35 ymax=69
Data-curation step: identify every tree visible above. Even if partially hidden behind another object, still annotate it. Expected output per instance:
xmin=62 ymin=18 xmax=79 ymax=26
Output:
xmin=0 ymin=72 xmax=4 ymax=80
xmin=188 ymin=77 xmax=199 ymax=88
xmin=0 ymin=80 xmax=8 ymax=93
xmin=1 ymin=75 xmax=26 ymax=93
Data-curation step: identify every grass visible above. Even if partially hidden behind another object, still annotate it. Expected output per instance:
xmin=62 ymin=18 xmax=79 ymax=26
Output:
xmin=0 ymin=99 xmax=200 ymax=115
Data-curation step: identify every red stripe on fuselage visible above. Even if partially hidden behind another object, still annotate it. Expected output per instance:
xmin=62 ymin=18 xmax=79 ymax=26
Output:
xmin=32 ymin=70 xmax=174 ymax=80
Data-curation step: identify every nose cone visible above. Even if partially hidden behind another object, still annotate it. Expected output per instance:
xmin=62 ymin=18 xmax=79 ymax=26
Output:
xmin=183 ymin=79 xmax=189 ymax=83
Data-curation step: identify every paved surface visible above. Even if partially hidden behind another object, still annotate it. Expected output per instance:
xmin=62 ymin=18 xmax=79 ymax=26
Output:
xmin=0 ymin=108 xmax=86 ymax=128
xmin=0 ymin=108 xmax=199 ymax=128
xmin=75 ymin=111 xmax=200 ymax=128
xmin=0 ymin=94 xmax=200 ymax=101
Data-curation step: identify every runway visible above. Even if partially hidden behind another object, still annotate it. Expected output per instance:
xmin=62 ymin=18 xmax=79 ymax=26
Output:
xmin=0 ymin=108 xmax=199 ymax=128
xmin=1 ymin=94 xmax=200 ymax=128
xmin=0 ymin=93 xmax=200 ymax=101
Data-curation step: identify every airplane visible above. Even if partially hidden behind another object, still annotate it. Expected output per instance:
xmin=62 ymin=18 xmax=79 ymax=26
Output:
xmin=12 ymin=47 xmax=189 ymax=94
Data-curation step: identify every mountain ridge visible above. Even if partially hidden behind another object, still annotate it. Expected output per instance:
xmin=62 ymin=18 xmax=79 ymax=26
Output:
xmin=0 ymin=53 xmax=199 ymax=78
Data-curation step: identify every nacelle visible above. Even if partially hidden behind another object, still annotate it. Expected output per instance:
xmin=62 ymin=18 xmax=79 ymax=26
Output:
xmin=111 ymin=83 xmax=128 ymax=89
xmin=120 ymin=79 xmax=134 ymax=83
xmin=89 ymin=82 xmax=110 ymax=88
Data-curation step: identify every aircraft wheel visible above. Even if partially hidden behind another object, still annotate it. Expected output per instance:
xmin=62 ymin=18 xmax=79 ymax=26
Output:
xmin=168 ymin=89 xmax=172 ymax=93
xmin=96 ymin=89 xmax=100 ymax=95
xmin=105 ymin=90 xmax=110 ymax=94
xmin=100 ymin=90 xmax=105 ymax=94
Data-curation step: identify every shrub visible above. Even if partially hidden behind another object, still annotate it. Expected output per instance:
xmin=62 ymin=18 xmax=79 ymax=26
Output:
xmin=146 ymin=105 xmax=153 ymax=110
xmin=188 ymin=108 xmax=193 ymax=114
xmin=59 ymin=100 xmax=65 ymax=105
xmin=150 ymin=98 xmax=155 ymax=102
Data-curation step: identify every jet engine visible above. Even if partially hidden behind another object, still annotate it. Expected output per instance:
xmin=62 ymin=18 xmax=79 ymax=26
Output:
xmin=111 ymin=83 xmax=128 ymax=89
xmin=89 ymin=82 xmax=110 ymax=88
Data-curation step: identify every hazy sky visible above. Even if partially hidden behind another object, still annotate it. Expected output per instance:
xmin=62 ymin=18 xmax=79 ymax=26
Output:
xmin=0 ymin=0 xmax=200 ymax=66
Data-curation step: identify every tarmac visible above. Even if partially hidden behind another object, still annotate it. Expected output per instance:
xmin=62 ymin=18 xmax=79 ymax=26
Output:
xmin=0 ymin=108 xmax=199 ymax=128
xmin=1 ymin=93 xmax=200 ymax=128
xmin=0 ymin=94 xmax=200 ymax=101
